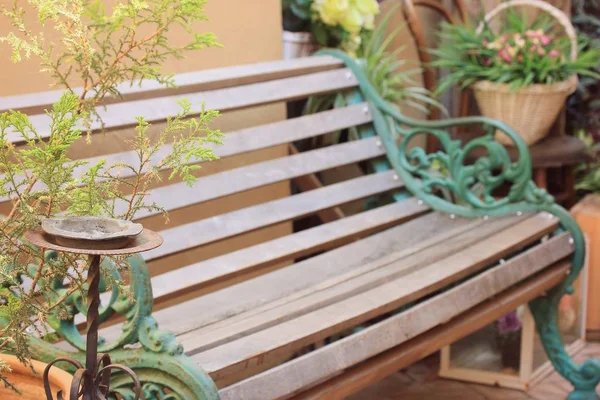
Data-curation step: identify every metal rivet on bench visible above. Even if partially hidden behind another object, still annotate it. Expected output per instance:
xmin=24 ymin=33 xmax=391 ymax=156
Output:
xmin=499 ymin=259 xmax=506 ymax=264
xmin=345 ymin=71 xmax=352 ymax=79
xmin=418 ymin=200 xmax=423 ymax=205
xmin=450 ymin=214 xmax=455 ymax=219
xmin=363 ymin=107 xmax=369 ymax=115
xmin=483 ymin=215 xmax=489 ymax=221
xmin=517 ymin=211 xmax=522 ymax=216
xmin=392 ymin=174 xmax=399 ymax=181
xmin=566 ymin=269 xmax=571 ymax=276
xmin=569 ymin=237 xmax=574 ymax=245
xmin=376 ymin=140 xmax=382 ymax=147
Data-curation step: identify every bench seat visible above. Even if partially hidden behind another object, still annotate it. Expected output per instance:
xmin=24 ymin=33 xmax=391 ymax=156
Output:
xmin=94 ymin=203 xmax=572 ymax=398
xmin=5 ymin=52 xmax=595 ymax=399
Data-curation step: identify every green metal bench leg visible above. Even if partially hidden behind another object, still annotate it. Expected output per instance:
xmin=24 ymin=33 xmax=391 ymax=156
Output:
xmin=530 ymin=205 xmax=600 ymax=400
xmin=528 ymin=206 xmax=600 ymax=400
xmin=531 ymin=295 xmax=600 ymax=400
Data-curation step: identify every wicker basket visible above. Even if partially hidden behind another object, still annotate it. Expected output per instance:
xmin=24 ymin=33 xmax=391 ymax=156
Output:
xmin=472 ymin=0 xmax=579 ymax=146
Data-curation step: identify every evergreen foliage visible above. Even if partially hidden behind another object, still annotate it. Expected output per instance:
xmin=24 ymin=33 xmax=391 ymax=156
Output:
xmin=0 ymin=0 xmax=222 ymax=386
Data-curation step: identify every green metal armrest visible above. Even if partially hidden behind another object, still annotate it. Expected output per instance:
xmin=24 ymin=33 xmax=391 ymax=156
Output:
xmin=319 ymin=48 xmax=599 ymax=400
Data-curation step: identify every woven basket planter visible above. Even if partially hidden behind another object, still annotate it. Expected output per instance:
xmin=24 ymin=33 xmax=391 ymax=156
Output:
xmin=472 ymin=0 xmax=579 ymax=146
xmin=472 ymin=75 xmax=578 ymax=146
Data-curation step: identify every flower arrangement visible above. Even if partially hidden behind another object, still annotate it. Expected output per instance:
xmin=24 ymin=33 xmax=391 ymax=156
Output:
xmin=431 ymin=0 xmax=600 ymax=146
xmin=432 ymin=9 xmax=600 ymax=95
xmin=282 ymin=0 xmax=380 ymax=55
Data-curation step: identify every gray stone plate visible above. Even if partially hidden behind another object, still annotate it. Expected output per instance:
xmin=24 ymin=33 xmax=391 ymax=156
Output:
xmin=41 ymin=216 xmax=143 ymax=250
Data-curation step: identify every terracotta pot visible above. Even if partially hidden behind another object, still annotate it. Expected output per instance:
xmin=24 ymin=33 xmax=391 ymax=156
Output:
xmin=0 ymin=354 xmax=73 ymax=400
xmin=282 ymin=31 xmax=319 ymax=60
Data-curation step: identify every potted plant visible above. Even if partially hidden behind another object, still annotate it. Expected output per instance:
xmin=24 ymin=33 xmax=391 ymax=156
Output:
xmin=432 ymin=0 xmax=600 ymax=146
xmin=0 ymin=354 xmax=72 ymax=400
xmin=282 ymin=0 xmax=381 ymax=59
xmin=0 ymin=0 xmax=222 ymax=395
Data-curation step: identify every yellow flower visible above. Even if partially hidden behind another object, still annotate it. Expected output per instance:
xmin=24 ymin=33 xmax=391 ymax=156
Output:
xmin=313 ymin=0 xmax=349 ymax=26
xmin=354 ymin=0 xmax=379 ymax=15
xmin=342 ymin=32 xmax=362 ymax=56
xmin=362 ymin=13 xmax=375 ymax=30
xmin=354 ymin=0 xmax=378 ymax=29
xmin=313 ymin=0 xmax=379 ymax=35
xmin=340 ymin=7 xmax=363 ymax=33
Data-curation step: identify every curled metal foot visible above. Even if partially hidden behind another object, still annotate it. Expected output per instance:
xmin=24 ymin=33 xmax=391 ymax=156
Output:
xmin=43 ymin=354 xmax=142 ymax=400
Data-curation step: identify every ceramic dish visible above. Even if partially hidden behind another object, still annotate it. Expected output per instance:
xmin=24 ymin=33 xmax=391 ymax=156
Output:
xmin=41 ymin=216 xmax=143 ymax=250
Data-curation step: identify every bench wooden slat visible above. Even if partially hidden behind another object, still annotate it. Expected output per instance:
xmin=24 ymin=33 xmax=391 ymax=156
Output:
xmin=143 ymin=170 xmax=403 ymax=262
xmin=295 ymin=262 xmax=572 ymax=400
xmin=172 ymin=213 xmax=484 ymax=342
xmin=0 ymin=56 xmax=343 ymax=115
xmin=0 ymin=103 xmax=372 ymax=204
xmin=219 ymin=233 xmax=572 ymax=400
xmin=98 ymin=212 xmax=480 ymax=344
xmin=91 ymin=199 xmax=430 ymax=331
xmin=134 ymin=199 xmax=429 ymax=303
xmin=192 ymin=213 xmax=559 ymax=380
xmin=121 ymin=136 xmax=385 ymax=220
xmin=14 ymin=68 xmax=358 ymax=143
xmin=177 ymin=212 xmax=527 ymax=354
xmin=289 ymin=143 xmax=345 ymax=223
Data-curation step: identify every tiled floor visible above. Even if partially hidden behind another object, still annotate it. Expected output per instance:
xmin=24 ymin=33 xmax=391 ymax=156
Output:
xmin=349 ymin=343 xmax=600 ymax=399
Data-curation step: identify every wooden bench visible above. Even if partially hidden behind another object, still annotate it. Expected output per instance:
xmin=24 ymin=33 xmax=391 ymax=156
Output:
xmin=5 ymin=51 xmax=599 ymax=400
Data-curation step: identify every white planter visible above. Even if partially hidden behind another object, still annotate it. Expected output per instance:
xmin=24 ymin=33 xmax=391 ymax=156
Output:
xmin=282 ymin=31 xmax=319 ymax=60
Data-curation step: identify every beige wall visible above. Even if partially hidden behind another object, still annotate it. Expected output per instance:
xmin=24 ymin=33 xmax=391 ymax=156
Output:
xmin=0 ymin=0 xmax=284 ymax=96
xmin=377 ymin=0 xmax=427 ymax=121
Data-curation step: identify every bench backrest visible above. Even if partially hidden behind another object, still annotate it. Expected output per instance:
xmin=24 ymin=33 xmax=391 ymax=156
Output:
xmin=0 ymin=55 xmax=411 ymax=309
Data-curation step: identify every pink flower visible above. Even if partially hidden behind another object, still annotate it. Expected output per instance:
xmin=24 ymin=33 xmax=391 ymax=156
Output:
xmin=497 ymin=311 xmax=522 ymax=334
xmin=538 ymin=47 xmax=546 ymax=56
xmin=498 ymin=49 xmax=512 ymax=63
xmin=499 ymin=34 xmax=509 ymax=43
xmin=540 ymin=35 xmax=552 ymax=46
xmin=548 ymin=49 xmax=560 ymax=57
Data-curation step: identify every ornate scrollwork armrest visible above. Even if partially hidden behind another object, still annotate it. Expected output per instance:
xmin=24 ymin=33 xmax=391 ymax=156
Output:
xmin=319 ymin=48 xmax=598 ymax=400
